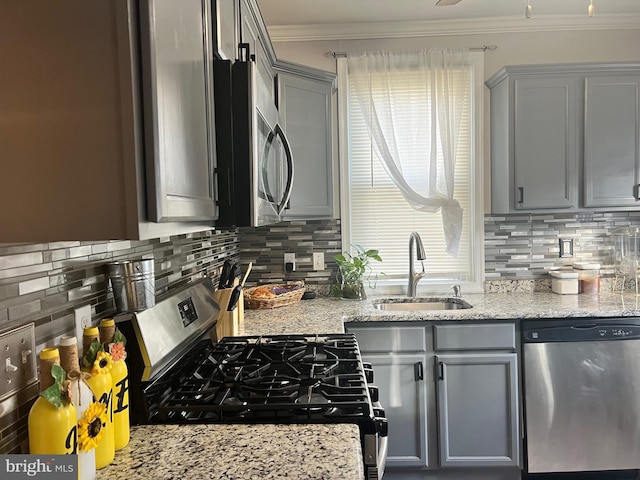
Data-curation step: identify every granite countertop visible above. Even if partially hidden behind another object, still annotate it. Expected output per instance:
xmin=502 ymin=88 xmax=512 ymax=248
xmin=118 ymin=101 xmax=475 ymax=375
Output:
xmin=239 ymin=291 xmax=640 ymax=335
xmin=99 ymin=289 xmax=640 ymax=480
xmin=97 ymin=424 xmax=363 ymax=480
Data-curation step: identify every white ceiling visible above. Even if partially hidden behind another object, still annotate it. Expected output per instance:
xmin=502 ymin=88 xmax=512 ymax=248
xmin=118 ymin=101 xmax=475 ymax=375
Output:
xmin=256 ymin=0 xmax=640 ymax=40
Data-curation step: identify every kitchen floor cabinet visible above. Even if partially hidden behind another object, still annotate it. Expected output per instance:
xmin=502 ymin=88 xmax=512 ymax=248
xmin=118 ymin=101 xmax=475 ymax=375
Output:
xmin=487 ymin=63 xmax=640 ymax=214
xmin=348 ymin=322 xmax=521 ymax=479
xmin=436 ymin=353 xmax=519 ymax=467
xmin=1 ymin=0 xmax=218 ymax=242
xmin=275 ymin=62 xmax=337 ymax=220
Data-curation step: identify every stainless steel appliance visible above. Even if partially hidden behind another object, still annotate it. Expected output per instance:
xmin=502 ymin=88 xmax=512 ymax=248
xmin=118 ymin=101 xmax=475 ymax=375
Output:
xmin=522 ymin=318 xmax=640 ymax=475
xmin=215 ymin=45 xmax=293 ymax=227
xmin=117 ymin=278 xmax=388 ymax=479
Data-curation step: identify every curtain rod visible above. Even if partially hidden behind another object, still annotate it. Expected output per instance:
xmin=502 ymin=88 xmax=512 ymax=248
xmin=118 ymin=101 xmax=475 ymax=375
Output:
xmin=323 ymin=44 xmax=497 ymax=58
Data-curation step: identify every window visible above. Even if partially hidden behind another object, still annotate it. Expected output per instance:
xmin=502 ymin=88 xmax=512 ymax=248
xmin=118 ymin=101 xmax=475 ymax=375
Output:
xmin=337 ymin=53 xmax=484 ymax=293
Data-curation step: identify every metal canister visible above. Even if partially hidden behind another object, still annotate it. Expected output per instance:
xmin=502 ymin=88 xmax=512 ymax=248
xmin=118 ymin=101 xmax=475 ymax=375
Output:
xmin=107 ymin=259 xmax=155 ymax=312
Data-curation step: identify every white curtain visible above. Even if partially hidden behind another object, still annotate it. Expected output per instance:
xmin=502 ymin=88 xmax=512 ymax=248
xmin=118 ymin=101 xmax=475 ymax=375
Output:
xmin=347 ymin=48 xmax=470 ymax=256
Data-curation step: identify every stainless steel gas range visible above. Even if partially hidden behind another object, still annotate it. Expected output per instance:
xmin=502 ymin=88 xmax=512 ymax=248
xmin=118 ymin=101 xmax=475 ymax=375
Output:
xmin=116 ymin=279 xmax=388 ymax=480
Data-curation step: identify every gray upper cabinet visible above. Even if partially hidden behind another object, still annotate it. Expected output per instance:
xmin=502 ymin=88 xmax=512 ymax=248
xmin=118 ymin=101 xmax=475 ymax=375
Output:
xmin=142 ymin=0 xmax=218 ymax=223
xmin=487 ymin=69 xmax=579 ymax=213
xmin=0 ymin=0 xmax=217 ymax=242
xmin=487 ymin=62 xmax=640 ymax=214
xmin=275 ymin=62 xmax=337 ymax=220
xmin=213 ymin=0 xmax=239 ymax=61
xmin=584 ymin=74 xmax=640 ymax=207
xmin=513 ymin=76 xmax=579 ymax=210
xmin=239 ymin=0 xmax=275 ymax=98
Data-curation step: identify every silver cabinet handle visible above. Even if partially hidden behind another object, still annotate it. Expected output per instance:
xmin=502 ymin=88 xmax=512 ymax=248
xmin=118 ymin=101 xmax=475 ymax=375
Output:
xmin=518 ymin=187 xmax=524 ymax=204
xmin=634 ymin=184 xmax=640 ymax=201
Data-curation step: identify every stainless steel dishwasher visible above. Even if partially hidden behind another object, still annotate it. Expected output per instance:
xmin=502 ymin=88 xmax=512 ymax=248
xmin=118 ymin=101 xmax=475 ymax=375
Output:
xmin=522 ymin=318 xmax=640 ymax=475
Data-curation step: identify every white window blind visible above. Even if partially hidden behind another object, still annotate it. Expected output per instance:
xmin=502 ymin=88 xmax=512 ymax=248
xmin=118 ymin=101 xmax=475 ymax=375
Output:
xmin=341 ymin=55 xmax=481 ymax=286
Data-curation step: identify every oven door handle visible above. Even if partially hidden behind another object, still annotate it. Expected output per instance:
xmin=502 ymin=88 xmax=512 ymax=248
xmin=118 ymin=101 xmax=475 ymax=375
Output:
xmin=377 ymin=431 xmax=388 ymax=479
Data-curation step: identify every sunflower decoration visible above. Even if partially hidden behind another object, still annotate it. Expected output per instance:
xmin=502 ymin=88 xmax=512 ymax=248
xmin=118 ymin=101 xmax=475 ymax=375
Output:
xmin=82 ymin=338 xmax=113 ymax=375
xmin=78 ymin=401 xmax=107 ymax=452
xmin=92 ymin=350 xmax=114 ymax=376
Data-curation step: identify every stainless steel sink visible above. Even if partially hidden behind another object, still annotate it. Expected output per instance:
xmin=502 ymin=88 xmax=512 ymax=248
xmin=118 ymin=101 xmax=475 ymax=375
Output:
xmin=373 ymin=298 xmax=472 ymax=311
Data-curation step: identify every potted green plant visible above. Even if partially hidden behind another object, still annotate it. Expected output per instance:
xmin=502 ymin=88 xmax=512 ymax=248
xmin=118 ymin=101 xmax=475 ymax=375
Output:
xmin=331 ymin=245 xmax=383 ymax=300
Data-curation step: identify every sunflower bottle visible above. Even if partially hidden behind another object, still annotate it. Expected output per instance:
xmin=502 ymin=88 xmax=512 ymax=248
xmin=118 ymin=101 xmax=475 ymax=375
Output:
xmin=82 ymin=327 xmax=115 ymax=469
xmin=60 ymin=335 xmax=97 ymax=480
xmin=28 ymin=348 xmax=77 ymax=455
xmin=99 ymin=318 xmax=130 ymax=450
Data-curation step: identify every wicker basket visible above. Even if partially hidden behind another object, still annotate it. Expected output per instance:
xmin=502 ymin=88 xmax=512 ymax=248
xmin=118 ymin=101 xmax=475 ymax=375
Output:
xmin=243 ymin=281 xmax=305 ymax=309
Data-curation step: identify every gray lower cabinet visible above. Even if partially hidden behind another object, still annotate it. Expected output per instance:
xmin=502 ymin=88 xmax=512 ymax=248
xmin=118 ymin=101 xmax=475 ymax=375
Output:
xmin=275 ymin=62 xmax=337 ymax=220
xmin=348 ymin=322 xmax=521 ymax=478
xmin=584 ymin=74 xmax=640 ymax=207
xmin=365 ymin=353 xmax=429 ymax=468
xmin=1 ymin=0 xmax=218 ymax=242
xmin=436 ymin=353 xmax=519 ymax=467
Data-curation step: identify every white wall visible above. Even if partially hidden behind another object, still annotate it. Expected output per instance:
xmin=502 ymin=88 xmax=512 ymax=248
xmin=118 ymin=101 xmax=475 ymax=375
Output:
xmin=269 ymin=28 xmax=640 ymax=211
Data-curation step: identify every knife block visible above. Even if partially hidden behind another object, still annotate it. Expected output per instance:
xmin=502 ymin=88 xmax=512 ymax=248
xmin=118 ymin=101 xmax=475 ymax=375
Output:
xmin=214 ymin=287 xmax=239 ymax=340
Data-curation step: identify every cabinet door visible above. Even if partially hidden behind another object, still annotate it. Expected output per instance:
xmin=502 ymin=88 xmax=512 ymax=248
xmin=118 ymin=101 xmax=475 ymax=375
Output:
xmin=584 ymin=74 xmax=640 ymax=207
xmin=142 ymin=0 xmax=217 ymax=222
xmin=513 ymin=76 xmax=579 ymax=209
xmin=436 ymin=353 xmax=519 ymax=467
xmin=363 ymin=353 xmax=429 ymax=469
xmin=239 ymin=0 xmax=273 ymax=98
xmin=213 ymin=0 xmax=238 ymax=61
xmin=278 ymin=72 xmax=335 ymax=219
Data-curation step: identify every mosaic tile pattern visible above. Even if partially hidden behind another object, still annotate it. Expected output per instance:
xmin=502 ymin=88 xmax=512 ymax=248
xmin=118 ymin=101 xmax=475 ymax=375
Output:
xmin=484 ymin=211 xmax=640 ymax=279
xmin=0 ymin=228 xmax=239 ymax=454
xmin=239 ymin=219 xmax=342 ymax=288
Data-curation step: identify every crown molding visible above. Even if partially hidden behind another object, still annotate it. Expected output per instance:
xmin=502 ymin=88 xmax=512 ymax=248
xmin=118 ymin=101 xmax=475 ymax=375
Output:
xmin=267 ymin=14 xmax=640 ymax=42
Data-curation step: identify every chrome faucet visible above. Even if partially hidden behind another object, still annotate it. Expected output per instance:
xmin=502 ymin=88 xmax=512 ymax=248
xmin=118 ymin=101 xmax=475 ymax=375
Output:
xmin=408 ymin=232 xmax=426 ymax=297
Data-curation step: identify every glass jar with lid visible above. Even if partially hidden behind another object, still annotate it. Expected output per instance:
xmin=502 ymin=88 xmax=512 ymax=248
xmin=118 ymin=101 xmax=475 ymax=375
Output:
xmin=573 ymin=262 xmax=600 ymax=294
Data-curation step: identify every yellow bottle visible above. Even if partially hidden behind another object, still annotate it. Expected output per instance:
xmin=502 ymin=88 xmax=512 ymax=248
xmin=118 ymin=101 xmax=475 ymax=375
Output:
xmin=100 ymin=318 xmax=130 ymax=450
xmin=28 ymin=348 xmax=78 ymax=455
xmin=83 ymin=327 xmax=115 ymax=469
xmin=60 ymin=335 xmax=97 ymax=480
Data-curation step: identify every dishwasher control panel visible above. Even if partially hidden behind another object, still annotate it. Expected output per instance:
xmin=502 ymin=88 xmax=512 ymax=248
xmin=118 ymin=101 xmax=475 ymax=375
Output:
xmin=524 ymin=321 xmax=640 ymax=342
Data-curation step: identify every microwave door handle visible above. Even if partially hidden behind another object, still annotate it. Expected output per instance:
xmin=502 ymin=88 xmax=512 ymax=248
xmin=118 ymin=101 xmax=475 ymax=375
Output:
xmin=274 ymin=124 xmax=294 ymax=215
xmin=259 ymin=129 xmax=278 ymax=205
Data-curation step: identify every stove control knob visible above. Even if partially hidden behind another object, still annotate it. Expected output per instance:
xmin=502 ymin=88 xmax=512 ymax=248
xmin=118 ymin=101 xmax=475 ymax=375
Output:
xmin=368 ymin=385 xmax=379 ymax=403
xmin=373 ymin=407 xmax=385 ymax=418
xmin=363 ymin=367 xmax=374 ymax=384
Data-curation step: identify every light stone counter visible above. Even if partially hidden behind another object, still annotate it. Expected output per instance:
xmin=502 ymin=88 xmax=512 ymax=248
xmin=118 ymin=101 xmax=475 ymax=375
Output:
xmin=97 ymin=424 xmax=364 ymax=480
xmin=239 ymin=291 xmax=640 ymax=335
xmin=99 ymin=290 xmax=640 ymax=480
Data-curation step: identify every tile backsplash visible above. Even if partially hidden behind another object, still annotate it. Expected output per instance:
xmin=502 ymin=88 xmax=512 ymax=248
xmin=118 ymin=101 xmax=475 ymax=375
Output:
xmin=485 ymin=211 xmax=640 ymax=279
xmin=239 ymin=219 xmax=342 ymax=291
xmin=0 ymin=228 xmax=238 ymax=453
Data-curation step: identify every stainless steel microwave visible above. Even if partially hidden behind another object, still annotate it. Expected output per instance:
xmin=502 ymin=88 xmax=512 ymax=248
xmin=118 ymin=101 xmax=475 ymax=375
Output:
xmin=214 ymin=50 xmax=293 ymax=227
